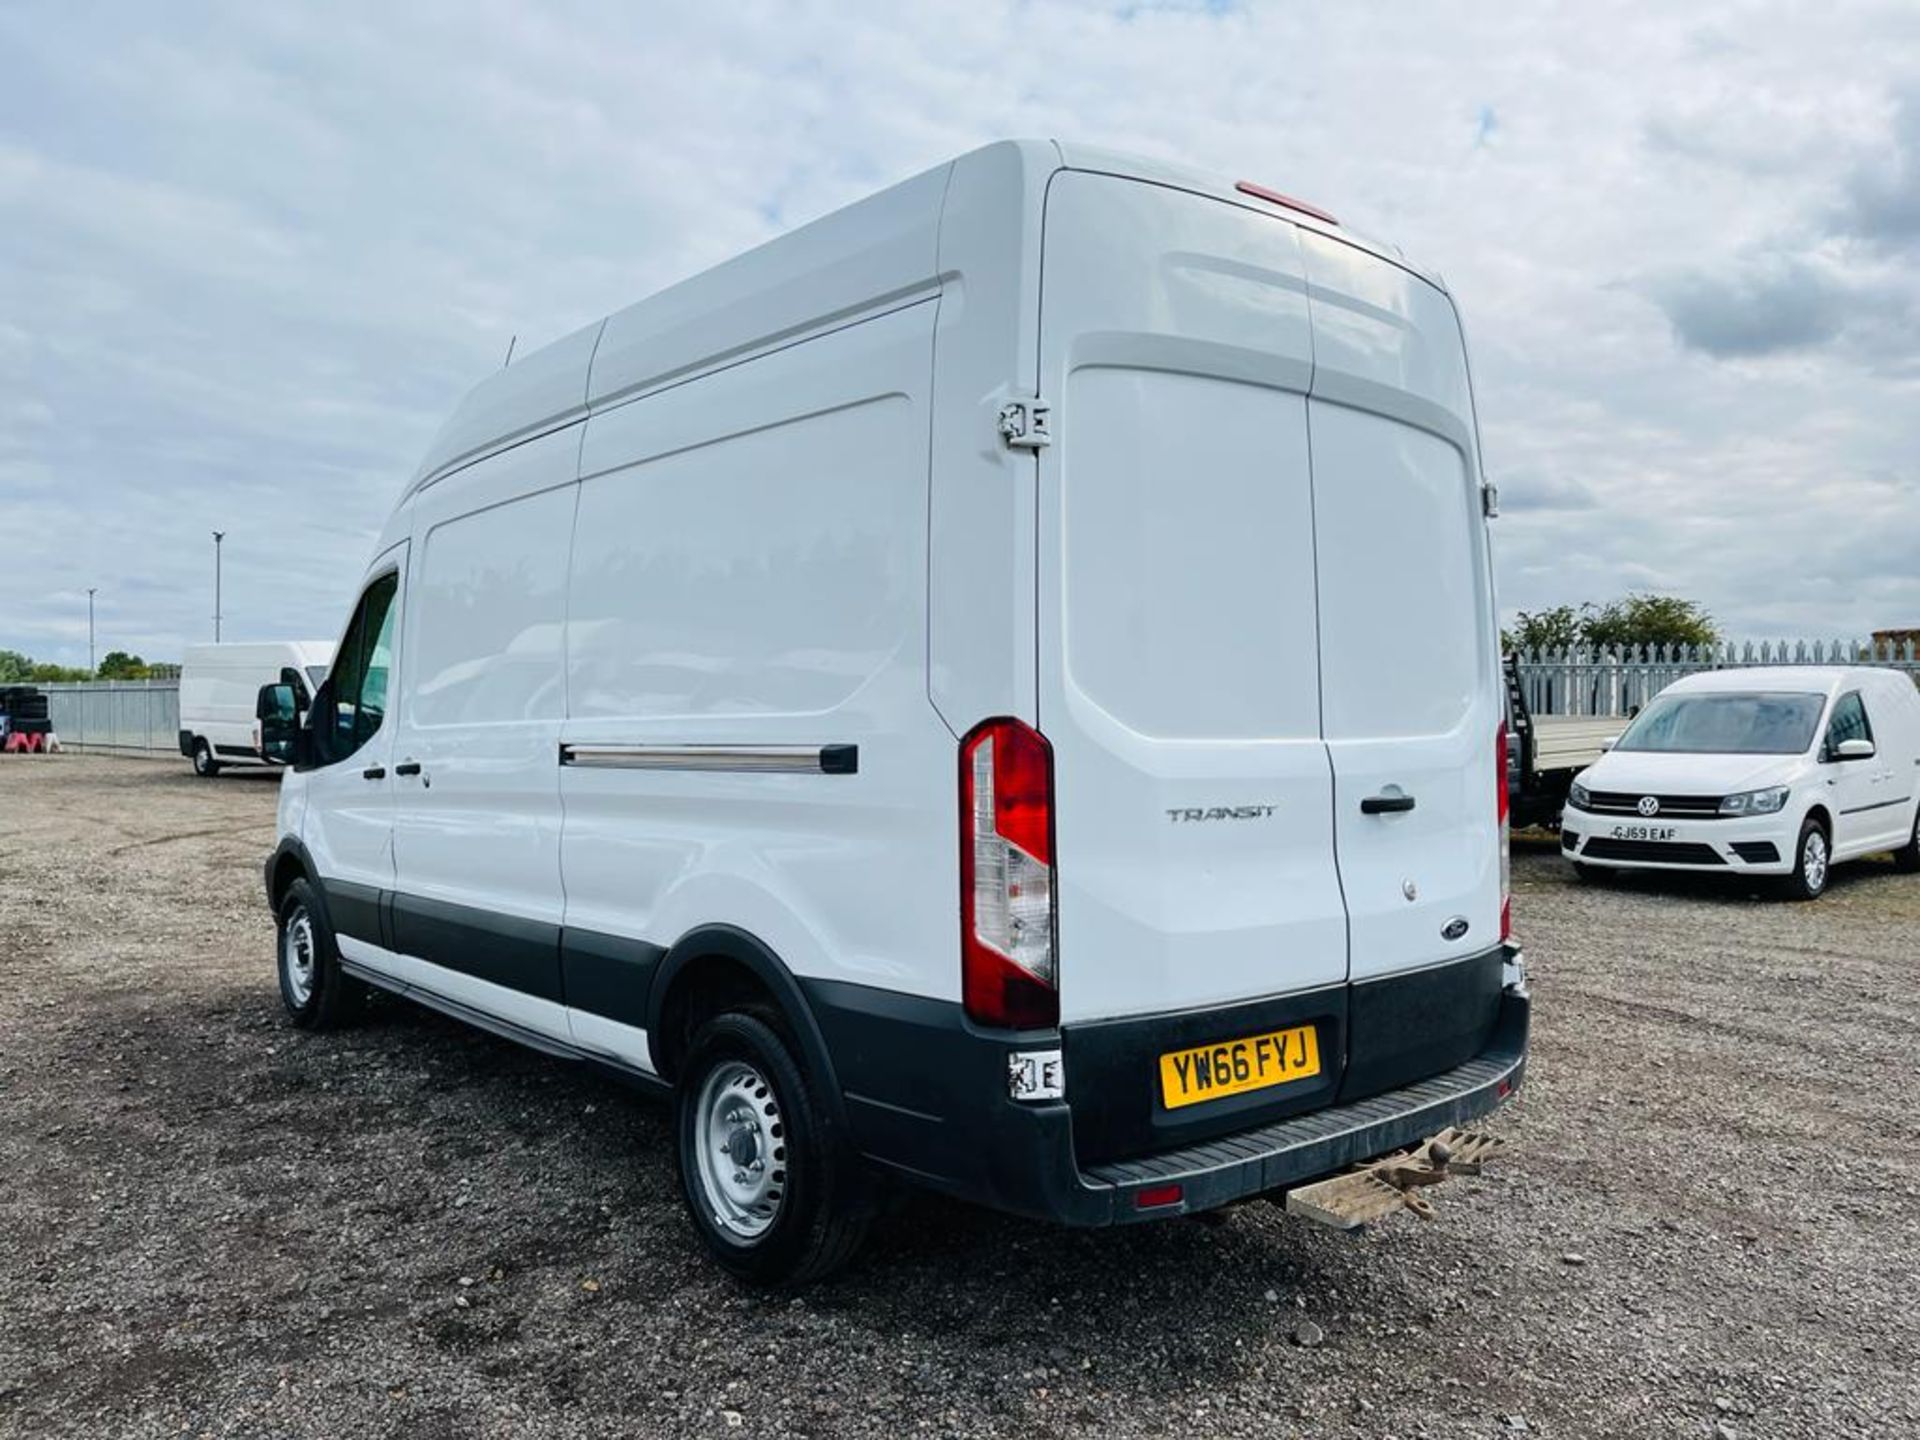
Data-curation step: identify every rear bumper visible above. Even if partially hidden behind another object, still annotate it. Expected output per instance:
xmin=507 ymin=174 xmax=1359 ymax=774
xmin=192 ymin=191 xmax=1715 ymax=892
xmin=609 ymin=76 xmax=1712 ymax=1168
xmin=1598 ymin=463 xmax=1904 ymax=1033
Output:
xmin=802 ymin=948 xmax=1528 ymax=1227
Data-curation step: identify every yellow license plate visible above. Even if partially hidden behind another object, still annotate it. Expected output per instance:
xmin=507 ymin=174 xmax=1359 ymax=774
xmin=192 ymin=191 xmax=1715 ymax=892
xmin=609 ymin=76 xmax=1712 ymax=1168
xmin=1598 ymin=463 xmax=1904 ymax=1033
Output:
xmin=1159 ymin=1025 xmax=1321 ymax=1110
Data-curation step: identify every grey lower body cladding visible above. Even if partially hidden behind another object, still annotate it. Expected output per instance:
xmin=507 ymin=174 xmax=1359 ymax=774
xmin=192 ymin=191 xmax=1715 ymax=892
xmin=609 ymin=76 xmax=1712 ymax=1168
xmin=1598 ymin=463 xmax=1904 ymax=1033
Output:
xmin=288 ymin=858 xmax=1524 ymax=1227
xmin=805 ymin=947 xmax=1526 ymax=1226
xmin=305 ymin=876 xmax=661 ymax=1031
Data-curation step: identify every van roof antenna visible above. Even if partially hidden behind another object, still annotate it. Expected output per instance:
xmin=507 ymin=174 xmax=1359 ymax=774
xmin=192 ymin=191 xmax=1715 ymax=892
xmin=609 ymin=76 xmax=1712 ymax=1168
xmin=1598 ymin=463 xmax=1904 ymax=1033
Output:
xmin=503 ymin=334 xmax=517 ymax=367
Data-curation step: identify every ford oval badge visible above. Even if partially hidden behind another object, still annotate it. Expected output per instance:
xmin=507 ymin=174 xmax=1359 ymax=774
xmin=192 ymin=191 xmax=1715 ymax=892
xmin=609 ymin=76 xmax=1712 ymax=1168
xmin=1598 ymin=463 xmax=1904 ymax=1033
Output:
xmin=1442 ymin=916 xmax=1470 ymax=942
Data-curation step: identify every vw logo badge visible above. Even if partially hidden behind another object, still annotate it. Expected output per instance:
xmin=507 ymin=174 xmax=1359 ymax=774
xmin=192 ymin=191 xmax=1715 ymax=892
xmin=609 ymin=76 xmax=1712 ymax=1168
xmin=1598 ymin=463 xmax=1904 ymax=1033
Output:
xmin=1637 ymin=795 xmax=1660 ymax=817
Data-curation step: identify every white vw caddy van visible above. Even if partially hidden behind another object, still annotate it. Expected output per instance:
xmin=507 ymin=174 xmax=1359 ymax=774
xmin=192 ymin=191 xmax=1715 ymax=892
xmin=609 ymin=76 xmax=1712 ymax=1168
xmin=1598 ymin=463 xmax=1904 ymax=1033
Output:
xmin=258 ymin=141 xmax=1528 ymax=1282
xmin=1562 ymin=666 xmax=1920 ymax=899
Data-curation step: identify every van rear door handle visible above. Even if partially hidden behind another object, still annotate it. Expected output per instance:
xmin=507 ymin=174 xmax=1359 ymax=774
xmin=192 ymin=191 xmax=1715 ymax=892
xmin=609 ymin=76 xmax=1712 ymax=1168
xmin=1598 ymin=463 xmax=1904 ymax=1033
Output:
xmin=362 ymin=765 xmax=386 ymax=780
xmin=394 ymin=760 xmax=423 ymax=777
xmin=1361 ymin=792 xmax=1416 ymax=815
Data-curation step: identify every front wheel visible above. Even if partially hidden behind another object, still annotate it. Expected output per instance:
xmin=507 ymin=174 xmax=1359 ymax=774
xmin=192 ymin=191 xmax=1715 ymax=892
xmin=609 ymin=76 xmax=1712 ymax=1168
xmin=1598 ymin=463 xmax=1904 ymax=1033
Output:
xmin=277 ymin=879 xmax=366 ymax=1027
xmin=674 ymin=1011 xmax=868 ymax=1285
xmin=1779 ymin=819 xmax=1831 ymax=901
xmin=192 ymin=739 xmax=221 ymax=777
xmin=1571 ymin=861 xmax=1612 ymax=884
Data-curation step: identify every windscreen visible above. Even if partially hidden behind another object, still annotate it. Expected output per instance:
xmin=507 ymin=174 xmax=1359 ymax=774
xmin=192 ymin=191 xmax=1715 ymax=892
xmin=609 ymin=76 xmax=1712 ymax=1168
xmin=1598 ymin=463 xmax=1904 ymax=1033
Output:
xmin=1616 ymin=692 xmax=1824 ymax=755
xmin=305 ymin=666 xmax=327 ymax=690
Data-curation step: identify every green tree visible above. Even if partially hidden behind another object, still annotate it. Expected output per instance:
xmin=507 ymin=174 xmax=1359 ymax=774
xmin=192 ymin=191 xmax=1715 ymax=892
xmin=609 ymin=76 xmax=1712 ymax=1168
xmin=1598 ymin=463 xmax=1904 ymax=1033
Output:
xmin=1504 ymin=604 xmax=1586 ymax=654
xmin=1582 ymin=594 xmax=1719 ymax=651
xmin=0 ymin=649 xmax=31 ymax=683
xmin=96 ymin=650 xmax=150 ymax=680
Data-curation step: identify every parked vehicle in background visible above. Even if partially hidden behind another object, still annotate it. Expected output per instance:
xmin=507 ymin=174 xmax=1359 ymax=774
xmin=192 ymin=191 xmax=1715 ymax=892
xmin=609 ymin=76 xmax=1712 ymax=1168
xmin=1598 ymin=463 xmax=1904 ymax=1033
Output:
xmin=256 ymin=140 xmax=1527 ymax=1283
xmin=1561 ymin=666 xmax=1920 ymax=899
xmin=178 ymin=642 xmax=333 ymax=776
xmin=1504 ymin=656 xmax=1622 ymax=828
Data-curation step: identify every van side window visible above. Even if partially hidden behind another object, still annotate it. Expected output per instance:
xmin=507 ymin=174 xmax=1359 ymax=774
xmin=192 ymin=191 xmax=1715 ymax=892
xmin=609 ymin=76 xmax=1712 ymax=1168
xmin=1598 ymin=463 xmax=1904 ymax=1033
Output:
xmin=317 ymin=572 xmax=399 ymax=766
xmin=1824 ymin=691 xmax=1871 ymax=757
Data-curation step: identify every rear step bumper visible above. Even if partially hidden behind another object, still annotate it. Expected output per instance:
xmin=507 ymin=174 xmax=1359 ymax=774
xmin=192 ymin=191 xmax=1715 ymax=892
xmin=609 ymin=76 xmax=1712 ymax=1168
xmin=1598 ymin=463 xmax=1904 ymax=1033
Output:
xmin=803 ymin=948 xmax=1529 ymax=1228
xmin=1082 ymin=986 xmax=1526 ymax=1224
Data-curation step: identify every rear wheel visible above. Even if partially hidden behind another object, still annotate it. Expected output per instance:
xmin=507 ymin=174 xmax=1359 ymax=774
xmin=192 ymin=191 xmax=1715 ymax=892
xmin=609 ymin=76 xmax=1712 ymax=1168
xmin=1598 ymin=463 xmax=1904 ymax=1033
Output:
xmin=1779 ymin=819 xmax=1831 ymax=901
xmin=191 ymin=739 xmax=221 ymax=777
xmin=276 ymin=878 xmax=366 ymax=1027
xmin=1892 ymin=805 xmax=1920 ymax=874
xmin=675 ymin=1011 xmax=868 ymax=1285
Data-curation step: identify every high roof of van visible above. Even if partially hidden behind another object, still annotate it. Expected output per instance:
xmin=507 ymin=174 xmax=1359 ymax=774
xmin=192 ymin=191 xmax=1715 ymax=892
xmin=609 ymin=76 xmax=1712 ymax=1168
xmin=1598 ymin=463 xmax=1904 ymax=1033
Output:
xmin=403 ymin=140 xmax=1436 ymax=499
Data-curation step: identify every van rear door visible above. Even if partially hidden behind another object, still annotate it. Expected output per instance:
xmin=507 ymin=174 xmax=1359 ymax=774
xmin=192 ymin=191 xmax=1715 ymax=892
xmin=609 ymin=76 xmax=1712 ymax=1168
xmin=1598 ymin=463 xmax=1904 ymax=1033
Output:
xmin=1035 ymin=171 xmax=1348 ymax=1030
xmin=1301 ymin=233 xmax=1504 ymax=1098
xmin=1302 ymin=232 xmax=1501 ymax=984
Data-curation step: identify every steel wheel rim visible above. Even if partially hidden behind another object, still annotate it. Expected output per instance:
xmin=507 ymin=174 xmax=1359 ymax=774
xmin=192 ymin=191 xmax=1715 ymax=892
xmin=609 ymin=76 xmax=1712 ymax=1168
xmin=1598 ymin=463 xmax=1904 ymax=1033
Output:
xmin=1803 ymin=831 xmax=1828 ymax=892
xmin=692 ymin=1059 xmax=787 ymax=1240
xmin=282 ymin=905 xmax=316 ymax=1007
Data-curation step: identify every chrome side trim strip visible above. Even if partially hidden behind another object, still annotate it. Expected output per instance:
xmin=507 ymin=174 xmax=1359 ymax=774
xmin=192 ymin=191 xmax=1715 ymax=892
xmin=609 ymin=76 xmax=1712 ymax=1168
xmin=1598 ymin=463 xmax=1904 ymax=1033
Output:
xmin=559 ymin=743 xmax=858 ymax=775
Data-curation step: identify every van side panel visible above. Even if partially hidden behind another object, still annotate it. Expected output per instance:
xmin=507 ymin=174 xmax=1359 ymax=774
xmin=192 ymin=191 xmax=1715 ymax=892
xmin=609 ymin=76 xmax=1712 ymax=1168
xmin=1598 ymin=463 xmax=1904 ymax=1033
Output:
xmin=559 ymin=300 xmax=953 ymax=1042
xmin=925 ymin=140 xmax=1059 ymax=735
xmin=387 ymin=427 xmax=580 ymax=1043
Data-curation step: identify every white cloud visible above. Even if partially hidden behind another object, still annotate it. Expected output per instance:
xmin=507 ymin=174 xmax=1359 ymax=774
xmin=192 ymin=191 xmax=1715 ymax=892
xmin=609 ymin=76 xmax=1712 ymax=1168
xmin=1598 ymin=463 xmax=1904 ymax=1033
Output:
xmin=3 ymin=0 xmax=1919 ymax=664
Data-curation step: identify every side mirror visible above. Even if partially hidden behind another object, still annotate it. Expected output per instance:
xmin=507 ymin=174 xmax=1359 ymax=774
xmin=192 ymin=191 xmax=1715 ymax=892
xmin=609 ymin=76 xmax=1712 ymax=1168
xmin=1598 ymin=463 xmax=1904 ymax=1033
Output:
xmin=1834 ymin=737 xmax=1876 ymax=761
xmin=255 ymin=682 xmax=310 ymax=766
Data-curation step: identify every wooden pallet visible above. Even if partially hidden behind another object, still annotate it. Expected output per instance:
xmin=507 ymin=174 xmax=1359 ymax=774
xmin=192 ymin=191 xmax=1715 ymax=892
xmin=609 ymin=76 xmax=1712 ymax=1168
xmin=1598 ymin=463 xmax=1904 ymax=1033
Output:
xmin=1283 ymin=1127 xmax=1503 ymax=1230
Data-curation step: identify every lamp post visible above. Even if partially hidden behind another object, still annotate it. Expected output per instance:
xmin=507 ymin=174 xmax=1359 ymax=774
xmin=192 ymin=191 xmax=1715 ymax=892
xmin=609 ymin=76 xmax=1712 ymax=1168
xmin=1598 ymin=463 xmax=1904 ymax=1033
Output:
xmin=87 ymin=588 xmax=96 ymax=676
xmin=212 ymin=531 xmax=225 ymax=642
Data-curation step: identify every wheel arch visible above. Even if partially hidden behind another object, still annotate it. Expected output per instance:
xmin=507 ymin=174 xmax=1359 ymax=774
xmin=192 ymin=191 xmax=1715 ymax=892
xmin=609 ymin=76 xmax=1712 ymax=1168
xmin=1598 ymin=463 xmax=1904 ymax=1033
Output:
xmin=647 ymin=924 xmax=847 ymax=1126
xmin=264 ymin=836 xmax=320 ymax=915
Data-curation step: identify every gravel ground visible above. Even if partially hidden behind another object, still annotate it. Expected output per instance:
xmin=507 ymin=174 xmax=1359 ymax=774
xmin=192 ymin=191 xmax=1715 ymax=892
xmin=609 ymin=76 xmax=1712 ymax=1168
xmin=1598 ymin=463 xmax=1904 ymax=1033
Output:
xmin=2 ymin=753 xmax=1917 ymax=1439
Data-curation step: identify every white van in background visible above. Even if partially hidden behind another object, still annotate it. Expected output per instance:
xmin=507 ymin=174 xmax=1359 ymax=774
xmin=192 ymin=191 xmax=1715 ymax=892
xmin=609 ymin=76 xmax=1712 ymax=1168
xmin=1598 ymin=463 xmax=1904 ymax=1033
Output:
xmin=257 ymin=141 xmax=1527 ymax=1282
xmin=1562 ymin=667 xmax=1920 ymax=898
xmin=178 ymin=642 xmax=333 ymax=776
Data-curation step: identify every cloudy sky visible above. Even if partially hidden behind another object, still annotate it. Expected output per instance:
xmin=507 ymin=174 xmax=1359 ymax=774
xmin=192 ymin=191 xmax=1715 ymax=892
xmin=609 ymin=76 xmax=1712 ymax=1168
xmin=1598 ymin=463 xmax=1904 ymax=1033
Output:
xmin=4 ymin=1 xmax=1918 ymax=667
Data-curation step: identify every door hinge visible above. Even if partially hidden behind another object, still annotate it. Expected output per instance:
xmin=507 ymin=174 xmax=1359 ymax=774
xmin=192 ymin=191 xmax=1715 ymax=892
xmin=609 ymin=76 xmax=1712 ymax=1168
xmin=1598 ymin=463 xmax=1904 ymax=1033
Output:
xmin=1481 ymin=480 xmax=1500 ymax=518
xmin=997 ymin=397 xmax=1052 ymax=450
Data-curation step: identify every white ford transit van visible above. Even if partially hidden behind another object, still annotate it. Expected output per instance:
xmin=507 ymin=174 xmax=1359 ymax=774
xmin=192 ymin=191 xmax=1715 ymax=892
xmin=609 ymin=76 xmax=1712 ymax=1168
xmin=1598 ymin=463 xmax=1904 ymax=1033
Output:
xmin=179 ymin=641 xmax=334 ymax=775
xmin=1562 ymin=666 xmax=1920 ymax=898
xmin=258 ymin=141 xmax=1527 ymax=1282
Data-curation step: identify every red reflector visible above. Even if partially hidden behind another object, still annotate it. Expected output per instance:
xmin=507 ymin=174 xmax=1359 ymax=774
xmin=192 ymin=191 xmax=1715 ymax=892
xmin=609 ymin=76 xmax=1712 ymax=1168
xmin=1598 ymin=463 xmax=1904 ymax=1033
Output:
xmin=1497 ymin=1079 xmax=1512 ymax=1098
xmin=1496 ymin=723 xmax=1510 ymax=824
xmin=1235 ymin=180 xmax=1338 ymax=226
xmin=1135 ymin=1183 xmax=1184 ymax=1209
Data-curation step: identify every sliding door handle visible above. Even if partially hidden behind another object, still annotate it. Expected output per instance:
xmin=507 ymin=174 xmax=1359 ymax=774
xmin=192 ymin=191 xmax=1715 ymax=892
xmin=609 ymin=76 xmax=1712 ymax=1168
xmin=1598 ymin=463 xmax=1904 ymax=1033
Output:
xmin=361 ymin=765 xmax=386 ymax=781
xmin=1360 ymin=792 xmax=1416 ymax=815
xmin=394 ymin=760 xmax=423 ymax=777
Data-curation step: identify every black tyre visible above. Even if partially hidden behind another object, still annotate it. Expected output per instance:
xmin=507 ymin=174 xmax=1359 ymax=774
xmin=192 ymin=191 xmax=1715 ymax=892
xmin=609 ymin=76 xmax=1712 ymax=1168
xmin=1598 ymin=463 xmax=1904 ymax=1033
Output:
xmin=1892 ymin=805 xmax=1920 ymax=874
xmin=192 ymin=739 xmax=222 ymax=777
xmin=1571 ymin=861 xmax=1612 ymax=883
xmin=1778 ymin=817 xmax=1831 ymax=901
xmin=674 ymin=1010 xmax=869 ymax=1285
xmin=276 ymin=878 xmax=367 ymax=1028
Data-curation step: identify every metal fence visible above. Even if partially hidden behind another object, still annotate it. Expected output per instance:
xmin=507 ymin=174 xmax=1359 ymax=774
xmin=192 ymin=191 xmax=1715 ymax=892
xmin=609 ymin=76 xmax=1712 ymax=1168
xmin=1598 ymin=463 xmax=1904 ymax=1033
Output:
xmin=33 ymin=681 xmax=181 ymax=754
xmin=1514 ymin=640 xmax=1920 ymax=717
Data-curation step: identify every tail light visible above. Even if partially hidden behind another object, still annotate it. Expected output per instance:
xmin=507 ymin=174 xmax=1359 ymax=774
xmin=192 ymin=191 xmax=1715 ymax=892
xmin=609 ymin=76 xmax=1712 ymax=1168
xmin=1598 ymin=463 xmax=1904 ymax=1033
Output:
xmin=1497 ymin=722 xmax=1512 ymax=941
xmin=960 ymin=718 xmax=1058 ymax=1029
